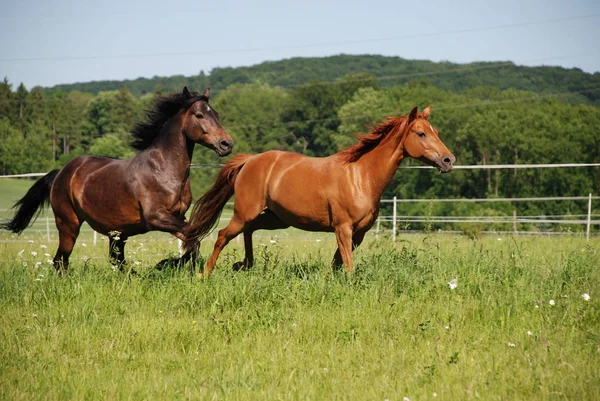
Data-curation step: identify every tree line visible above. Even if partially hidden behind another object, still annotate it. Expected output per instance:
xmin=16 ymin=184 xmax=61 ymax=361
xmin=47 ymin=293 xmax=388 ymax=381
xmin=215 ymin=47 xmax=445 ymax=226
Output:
xmin=1 ymin=55 xmax=599 ymax=232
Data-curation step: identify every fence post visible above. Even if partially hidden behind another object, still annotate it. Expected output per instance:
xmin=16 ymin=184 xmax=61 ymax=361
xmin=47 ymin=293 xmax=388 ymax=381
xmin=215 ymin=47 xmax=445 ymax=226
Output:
xmin=512 ymin=210 xmax=518 ymax=236
xmin=177 ymin=238 xmax=183 ymax=256
xmin=46 ymin=217 xmax=50 ymax=242
xmin=376 ymin=215 xmax=381 ymax=238
xmin=587 ymin=193 xmax=592 ymax=240
xmin=93 ymin=231 xmax=97 ymax=246
xmin=392 ymin=196 xmax=397 ymax=242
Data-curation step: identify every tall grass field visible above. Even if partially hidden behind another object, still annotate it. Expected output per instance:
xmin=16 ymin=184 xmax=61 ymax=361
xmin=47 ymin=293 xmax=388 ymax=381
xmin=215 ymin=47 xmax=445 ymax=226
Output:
xmin=0 ymin=179 xmax=599 ymax=400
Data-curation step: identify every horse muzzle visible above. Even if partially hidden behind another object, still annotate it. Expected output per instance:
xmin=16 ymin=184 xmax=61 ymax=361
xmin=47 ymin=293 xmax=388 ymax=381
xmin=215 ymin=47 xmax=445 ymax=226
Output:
xmin=437 ymin=154 xmax=456 ymax=173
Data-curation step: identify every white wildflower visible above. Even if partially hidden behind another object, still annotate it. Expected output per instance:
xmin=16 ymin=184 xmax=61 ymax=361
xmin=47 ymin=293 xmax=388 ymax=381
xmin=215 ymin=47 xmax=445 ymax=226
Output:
xmin=316 ymin=239 xmax=322 ymax=243
xmin=31 ymin=251 xmax=38 ymax=256
xmin=527 ymin=331 xmax=533 ymax=336
xmin=497 ymin=237 xmax=502 ymax=241
xmin=447 ymin=278 xmax=458 ymax=290
xmin=582 ymin=293 xmax=590 ymax=301
xmin=403 ymin=397 xmax=410 ymax=401
xmin=134 ymin=261 xmax=141 ymax=266
xmin=18 ymin=249 xmax=24 ymax=256
xmin=40 ymin=244 xmax=47 ymax=249
xmin=32 ymin=314 xmax=38 ymax=317
xmin=433 ymin=393 xmax=438 ymax=397
xmin=269 ymin=239 xmax=277 ymax=244
xmin=28 ymin=240 xmax=34 ymax=243
xmin=44 ymin=253 xmax=50 ymax=257
xmin=34 ymin=262 xmax=41 ymax=267
xmin=508 ymin=342 xmax=516 ymax=347
xmin=22 ymin=262 xmax=28 ymax=267
xmin=81 ymin=243 xmax=87 ymax=247
xmin=549 ymin=299 xmax=555 ymax=306
xmin=35 ymin=278 xmax=42 ymax=281
xmin=111 ymin=265 xmax=118 ymax=271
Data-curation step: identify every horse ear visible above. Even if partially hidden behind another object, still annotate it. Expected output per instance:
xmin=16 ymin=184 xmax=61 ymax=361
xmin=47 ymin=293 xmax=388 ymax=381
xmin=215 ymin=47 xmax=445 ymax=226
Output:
xmin=407 ymin=106 xmax=418 ymax=124
xmin=203 ymin=87 xmax=211 ymax=99
xmin=183 ymin=86 xmax=192 ymax=98
xmin=422 ymin=106 xmax=432 ymax=119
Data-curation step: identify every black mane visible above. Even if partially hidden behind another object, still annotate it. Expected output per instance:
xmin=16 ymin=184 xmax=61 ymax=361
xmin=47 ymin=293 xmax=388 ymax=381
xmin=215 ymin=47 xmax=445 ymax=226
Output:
xmin=131 ymin=91 xmax=208 ymax=150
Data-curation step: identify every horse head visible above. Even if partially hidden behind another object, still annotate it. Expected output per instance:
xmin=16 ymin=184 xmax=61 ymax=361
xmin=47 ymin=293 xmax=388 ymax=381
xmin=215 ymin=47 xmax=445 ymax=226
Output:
xmin=181 ymin=86 xmax=233 ymax=156
xmin=402 ymin=106 xmax=455 ymax=173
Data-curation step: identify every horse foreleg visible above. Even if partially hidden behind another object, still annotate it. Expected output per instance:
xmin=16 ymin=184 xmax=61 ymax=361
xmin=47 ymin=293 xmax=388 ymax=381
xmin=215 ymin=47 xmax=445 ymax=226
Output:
xmin=109 ymin=235 xmax=129 ymax=271
xmin=332 ymin=224 xmax=357 ymax=273
xmin=146 ymin=211 xmax=187 ymax=236
xmin=155 ymin=218 xmax=200 ymax=270
xmin=331 ymin=230 xmax=366 ymax=270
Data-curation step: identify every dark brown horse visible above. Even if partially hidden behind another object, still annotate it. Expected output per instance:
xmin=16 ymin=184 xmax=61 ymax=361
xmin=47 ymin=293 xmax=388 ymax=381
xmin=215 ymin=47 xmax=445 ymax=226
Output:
xmin=184 ymin=106 xmax=455 ymax=278
xmin=2 ymin=87 xmax=233 ymax=271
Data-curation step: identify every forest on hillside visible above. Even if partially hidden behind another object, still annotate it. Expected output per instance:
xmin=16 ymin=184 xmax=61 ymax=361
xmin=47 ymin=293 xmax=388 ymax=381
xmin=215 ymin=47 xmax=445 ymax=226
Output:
xmin=1 ymin=55 xmax=599 ymax=232
xmin=49 ymin=55 xmax=600 ymax=105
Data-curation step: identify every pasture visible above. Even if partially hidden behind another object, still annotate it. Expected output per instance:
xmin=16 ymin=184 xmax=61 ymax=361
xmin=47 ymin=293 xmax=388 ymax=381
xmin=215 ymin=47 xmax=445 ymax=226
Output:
xmin=0 ymin=179 xmax=599 ymax=400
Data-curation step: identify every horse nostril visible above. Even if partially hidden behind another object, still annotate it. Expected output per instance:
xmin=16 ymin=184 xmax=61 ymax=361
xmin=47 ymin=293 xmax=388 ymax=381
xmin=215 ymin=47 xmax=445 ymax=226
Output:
xmin=443 ymin=157 xmax=453 ymax=165
xmin=220 ymin=140 xmax=232 ymax=150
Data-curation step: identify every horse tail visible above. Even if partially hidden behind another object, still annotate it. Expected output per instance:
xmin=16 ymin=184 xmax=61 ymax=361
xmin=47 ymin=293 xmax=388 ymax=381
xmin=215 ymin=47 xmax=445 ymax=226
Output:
xmin=184 ymin=154 xmax=252 ymax=251
xmin=1 ymin=169 xmax=60 ymax=234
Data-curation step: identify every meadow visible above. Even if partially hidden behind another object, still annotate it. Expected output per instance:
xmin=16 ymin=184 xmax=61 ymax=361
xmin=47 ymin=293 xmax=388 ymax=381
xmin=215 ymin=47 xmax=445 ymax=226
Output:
xmin=0 ymin=179 xmax=599 ymax=400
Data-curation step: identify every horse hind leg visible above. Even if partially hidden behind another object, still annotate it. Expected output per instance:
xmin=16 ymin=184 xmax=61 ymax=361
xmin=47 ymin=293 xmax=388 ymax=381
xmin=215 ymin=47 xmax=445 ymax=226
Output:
xmin=233 ymin=210 xmax=289 ymax=271
xmin=53 ymin=214 xmax=82 ymax=272
xmin=202 ymin=215 xmax=249 ymax=278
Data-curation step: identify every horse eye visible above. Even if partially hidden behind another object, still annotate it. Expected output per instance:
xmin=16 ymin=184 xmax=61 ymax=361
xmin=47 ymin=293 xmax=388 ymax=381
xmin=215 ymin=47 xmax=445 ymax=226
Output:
xmin=417 ymin=131 xmax=426 ymax=138
xmin=196 ymin=114 xmax=205 ymax=119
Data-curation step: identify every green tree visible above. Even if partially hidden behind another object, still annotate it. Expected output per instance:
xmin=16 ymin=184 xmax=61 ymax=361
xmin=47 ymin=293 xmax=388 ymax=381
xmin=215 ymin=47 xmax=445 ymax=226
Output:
xmin=212 ymin=83 xmax=290 ymax=154
xmin=88 ymin=134 xmax=135 ymax=159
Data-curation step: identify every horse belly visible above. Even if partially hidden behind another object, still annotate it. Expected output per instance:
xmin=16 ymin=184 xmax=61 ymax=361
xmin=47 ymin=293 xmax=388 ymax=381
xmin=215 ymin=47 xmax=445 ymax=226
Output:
xmin=268 ymin=196 xmax=333 ymax=232
xmin=74 ymin=164 xmax=144 ymax=235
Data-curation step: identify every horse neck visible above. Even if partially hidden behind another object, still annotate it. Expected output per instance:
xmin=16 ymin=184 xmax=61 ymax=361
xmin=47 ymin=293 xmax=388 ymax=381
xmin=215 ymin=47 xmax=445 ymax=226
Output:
xmin=146 ymin=115 xmax=194 ymax=175
xmin=354 ymin=124 xmax=406 ymax=198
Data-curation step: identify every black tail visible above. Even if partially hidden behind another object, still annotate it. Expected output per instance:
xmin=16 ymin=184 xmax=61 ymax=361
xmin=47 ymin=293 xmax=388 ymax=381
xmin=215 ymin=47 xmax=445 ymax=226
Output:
xmin=1 ymin=169 xmax=60 ymax=234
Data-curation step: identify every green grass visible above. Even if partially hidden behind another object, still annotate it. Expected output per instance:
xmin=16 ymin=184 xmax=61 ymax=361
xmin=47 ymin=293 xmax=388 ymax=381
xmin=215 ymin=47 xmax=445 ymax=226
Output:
xmin=0 ymin=178 xmax=36 ymax=209
xmin=0 ymin=230 xmax=599 ymax=400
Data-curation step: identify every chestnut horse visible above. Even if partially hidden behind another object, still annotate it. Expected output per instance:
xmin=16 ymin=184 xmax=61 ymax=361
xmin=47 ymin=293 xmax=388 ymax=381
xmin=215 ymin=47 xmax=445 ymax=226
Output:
xmin=2 ymin=87 xmax=233 ymax=271
xmin=184 ymin=106 xmax=455 ymax=278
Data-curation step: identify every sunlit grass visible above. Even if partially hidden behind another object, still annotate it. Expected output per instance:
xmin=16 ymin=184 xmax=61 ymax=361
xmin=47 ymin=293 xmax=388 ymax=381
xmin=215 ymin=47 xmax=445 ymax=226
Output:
xmin=0 ymin=232 xmax=599 ymax=400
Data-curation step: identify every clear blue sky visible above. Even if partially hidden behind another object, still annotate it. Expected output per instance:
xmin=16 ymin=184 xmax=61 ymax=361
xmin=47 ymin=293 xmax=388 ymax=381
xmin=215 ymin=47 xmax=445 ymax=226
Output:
xmin=1 ymin=0 xmax=598 ymax=89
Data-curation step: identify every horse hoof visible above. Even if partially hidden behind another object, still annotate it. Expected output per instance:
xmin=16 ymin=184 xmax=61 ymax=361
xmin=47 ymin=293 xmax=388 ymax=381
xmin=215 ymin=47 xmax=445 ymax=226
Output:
xmin=156 ymin=258 xmax=178 ymax=270
xmin=232 ymin=261 xmax=246 ymax=271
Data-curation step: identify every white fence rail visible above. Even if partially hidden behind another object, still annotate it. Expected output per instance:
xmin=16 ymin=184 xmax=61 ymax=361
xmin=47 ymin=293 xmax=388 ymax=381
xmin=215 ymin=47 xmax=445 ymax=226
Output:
xmin=381 ymin=194 xmax=597 ymax=241
xmin=1 ymin=194 xmax=597 ymax=244
xmin=1 ymin=163 xmax=598 ymax=242
xmin=2 ymin=162 xmax=600 ymax=179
